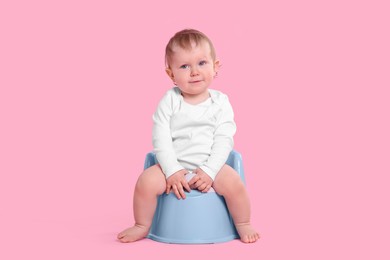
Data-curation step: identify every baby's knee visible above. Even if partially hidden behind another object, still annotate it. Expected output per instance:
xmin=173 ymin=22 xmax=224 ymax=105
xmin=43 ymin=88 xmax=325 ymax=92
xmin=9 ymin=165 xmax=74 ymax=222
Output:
xmin=213 ymin=168 xmax=243 ymax=195
xmin=135 ymin=166 xmax=166 ymax=194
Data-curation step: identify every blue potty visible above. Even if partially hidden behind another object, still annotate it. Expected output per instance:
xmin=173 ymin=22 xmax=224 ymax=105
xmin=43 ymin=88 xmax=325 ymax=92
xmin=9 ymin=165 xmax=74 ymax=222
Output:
xmin=144 ymin=150 xmax=245 ymax=244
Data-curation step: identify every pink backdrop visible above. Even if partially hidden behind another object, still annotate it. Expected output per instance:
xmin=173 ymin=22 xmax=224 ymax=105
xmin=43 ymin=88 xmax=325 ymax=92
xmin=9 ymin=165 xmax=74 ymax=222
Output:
xmin=1 ymin=0 xmax=389 ymax=259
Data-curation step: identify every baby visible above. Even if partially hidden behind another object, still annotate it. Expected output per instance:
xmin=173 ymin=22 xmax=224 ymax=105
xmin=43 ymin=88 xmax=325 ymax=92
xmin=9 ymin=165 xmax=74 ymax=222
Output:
xmin=118 ymin=29 xmax=259 ymax=243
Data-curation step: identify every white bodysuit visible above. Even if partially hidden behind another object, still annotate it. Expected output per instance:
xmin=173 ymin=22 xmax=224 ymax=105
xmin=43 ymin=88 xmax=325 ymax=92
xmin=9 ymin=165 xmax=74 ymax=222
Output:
xmin=152 ymin=87 xmax=236 ymax=180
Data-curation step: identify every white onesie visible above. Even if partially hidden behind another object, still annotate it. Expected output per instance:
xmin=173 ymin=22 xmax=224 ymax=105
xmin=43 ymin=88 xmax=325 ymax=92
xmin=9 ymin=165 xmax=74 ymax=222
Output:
xmin=152 ymin=87 xmax=236 ymax=180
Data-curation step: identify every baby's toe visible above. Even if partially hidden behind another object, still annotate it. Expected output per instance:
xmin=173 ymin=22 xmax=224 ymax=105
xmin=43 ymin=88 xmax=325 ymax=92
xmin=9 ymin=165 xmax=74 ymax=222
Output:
xmin=241 ymin=235 xmax=250 ymax=243
xmin=250 ymin=235 xmax=257 ymax=243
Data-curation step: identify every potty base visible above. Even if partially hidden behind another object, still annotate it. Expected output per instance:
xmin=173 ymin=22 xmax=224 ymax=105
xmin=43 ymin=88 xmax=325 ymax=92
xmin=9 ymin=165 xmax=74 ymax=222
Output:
xmin=147 ymin=191 xmax=239 ymax=244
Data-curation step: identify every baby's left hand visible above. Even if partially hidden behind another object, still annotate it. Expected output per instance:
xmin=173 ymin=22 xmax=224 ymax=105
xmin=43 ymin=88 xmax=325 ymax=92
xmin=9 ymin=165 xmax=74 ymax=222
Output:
xmin=188 ymin=168 xmax=213 ymax=193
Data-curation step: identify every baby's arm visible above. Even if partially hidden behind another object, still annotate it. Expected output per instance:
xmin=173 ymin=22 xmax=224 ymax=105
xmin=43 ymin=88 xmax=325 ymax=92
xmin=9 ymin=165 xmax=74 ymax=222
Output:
xmin=199 ymin=95 xmax=236 ymax=180
xmin=153 ymin=90 xmax=185 ymax=178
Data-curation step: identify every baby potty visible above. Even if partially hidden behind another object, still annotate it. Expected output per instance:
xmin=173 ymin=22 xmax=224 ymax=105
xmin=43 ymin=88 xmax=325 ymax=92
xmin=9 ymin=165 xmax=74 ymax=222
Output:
xmin=144 ymin=150 xmax=246 ymax=244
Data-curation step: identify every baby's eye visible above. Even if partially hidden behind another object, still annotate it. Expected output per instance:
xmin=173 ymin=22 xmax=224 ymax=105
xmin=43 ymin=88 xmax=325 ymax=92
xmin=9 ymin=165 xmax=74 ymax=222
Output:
xmin=199 ymin=60 xmax=207 ymax=66
xmin=180 ymin=64 xmax=190 ymax=69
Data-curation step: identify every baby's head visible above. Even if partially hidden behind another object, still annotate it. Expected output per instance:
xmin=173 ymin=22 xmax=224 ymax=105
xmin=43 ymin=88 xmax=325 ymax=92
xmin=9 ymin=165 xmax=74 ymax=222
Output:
xmin=165 ymin=29 xmax=217 ymax=69
xmin=164 ymin=29 xmax=220 ymax=99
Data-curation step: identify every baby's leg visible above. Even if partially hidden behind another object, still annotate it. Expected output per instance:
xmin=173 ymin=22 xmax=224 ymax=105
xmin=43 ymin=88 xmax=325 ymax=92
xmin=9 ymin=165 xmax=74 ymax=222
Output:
xmin=213 ymin=164 xmax=260 ymax=243
xmin=117 ymin=165 xmax=166 ymax=243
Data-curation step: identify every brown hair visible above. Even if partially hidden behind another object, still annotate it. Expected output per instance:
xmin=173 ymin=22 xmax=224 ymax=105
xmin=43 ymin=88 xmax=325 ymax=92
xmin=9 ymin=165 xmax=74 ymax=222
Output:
xmin=165 ymin=29 xmax=216 ymax=68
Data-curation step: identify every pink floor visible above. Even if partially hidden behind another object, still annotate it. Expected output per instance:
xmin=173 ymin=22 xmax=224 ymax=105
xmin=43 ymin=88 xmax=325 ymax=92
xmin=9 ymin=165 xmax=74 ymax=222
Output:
xmin=2 ymin=147 xmax=388 ymax=259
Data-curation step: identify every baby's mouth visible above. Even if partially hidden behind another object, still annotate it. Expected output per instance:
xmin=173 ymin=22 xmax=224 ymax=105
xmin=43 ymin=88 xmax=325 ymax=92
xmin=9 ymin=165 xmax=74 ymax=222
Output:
xmin=189 ymin=80 xmax=202 ymax=83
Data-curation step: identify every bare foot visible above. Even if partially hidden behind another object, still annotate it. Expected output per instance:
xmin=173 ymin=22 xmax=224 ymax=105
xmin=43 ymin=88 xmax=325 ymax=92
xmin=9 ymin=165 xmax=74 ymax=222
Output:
xmin=117 ymin=224 xmax=149 ymax=243
xmin=235 ymin=223 xmax=260 ymax=243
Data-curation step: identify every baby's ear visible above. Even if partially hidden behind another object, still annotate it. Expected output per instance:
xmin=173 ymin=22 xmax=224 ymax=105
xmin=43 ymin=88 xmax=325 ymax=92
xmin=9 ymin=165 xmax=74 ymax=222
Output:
xmin=214 ymin=60 xmax=221 ymax=72
xmin=165 ymin=68 xmax=174 ymax=80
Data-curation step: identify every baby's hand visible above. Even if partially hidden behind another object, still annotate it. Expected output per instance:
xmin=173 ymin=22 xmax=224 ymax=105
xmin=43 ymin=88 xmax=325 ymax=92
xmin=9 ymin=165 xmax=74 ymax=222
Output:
xmin=188 ymin=168 xmax=213 ymax=193
xmin=166 ymin=169 xmax=191 ymax=199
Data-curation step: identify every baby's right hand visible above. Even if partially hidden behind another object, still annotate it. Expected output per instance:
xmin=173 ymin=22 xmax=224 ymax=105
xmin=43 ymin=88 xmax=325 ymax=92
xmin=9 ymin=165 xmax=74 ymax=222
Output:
xmin=166 ymin=169 xmax=191 ymax=199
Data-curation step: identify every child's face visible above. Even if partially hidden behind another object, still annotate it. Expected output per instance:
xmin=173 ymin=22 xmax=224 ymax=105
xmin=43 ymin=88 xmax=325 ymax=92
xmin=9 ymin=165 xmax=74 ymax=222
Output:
xmin=166 ymin=41 xmax=219 ymax=99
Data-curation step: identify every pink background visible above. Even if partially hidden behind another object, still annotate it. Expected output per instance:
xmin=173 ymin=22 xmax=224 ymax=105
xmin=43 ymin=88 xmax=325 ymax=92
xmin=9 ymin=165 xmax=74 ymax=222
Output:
xmin=1 ymin=0 xmax=389 ymax=259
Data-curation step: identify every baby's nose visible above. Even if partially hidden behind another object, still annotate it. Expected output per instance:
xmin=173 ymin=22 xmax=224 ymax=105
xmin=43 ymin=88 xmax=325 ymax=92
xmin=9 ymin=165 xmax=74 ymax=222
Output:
xmin=190 ymin=68 xmax=199 ymax=76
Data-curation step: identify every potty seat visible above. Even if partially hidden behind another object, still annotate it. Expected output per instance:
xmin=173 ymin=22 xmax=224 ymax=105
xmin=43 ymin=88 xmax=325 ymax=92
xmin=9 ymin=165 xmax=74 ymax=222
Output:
xmin=144 ymin=150 xmax=245 ymax=244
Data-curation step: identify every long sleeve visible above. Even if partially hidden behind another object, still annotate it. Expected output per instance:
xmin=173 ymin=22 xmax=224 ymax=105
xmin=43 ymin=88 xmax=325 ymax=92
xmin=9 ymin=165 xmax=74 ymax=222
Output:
xmin=152 ymin=90 xmax=185 ymax=178
xmin=199 ymin=95 xmax=236 ymax=180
